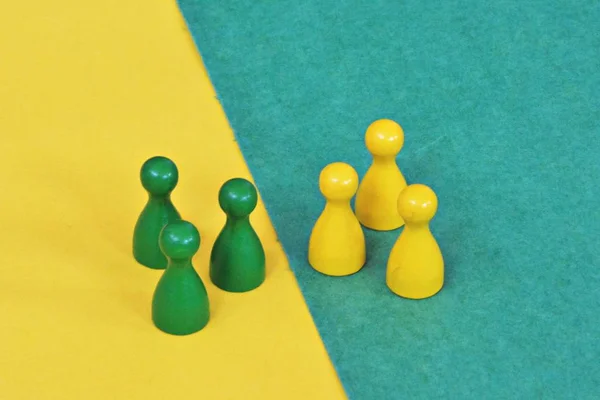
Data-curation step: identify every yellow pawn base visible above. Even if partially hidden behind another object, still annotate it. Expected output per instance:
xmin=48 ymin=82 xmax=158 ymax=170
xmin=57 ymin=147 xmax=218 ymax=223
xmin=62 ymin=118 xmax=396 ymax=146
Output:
xmin=310 ymin=259 xmax=365 ymax=277
xmin=386 ymin=272 xmax=444 ymax=300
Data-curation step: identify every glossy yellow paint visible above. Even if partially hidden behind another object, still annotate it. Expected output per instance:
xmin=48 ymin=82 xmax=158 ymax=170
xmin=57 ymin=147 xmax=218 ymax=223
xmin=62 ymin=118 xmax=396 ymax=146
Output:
xmin=386 ymin=184 xmax=444 ymax=299
xmin=309 ymin=163 xmax=366 ymax=276
xmin=355 ymin=119 xmax=408 ymax=231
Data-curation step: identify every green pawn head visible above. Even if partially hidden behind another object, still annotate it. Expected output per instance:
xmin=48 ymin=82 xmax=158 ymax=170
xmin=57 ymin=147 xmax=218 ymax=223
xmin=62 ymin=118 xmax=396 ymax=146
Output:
xmin=218 ymin=178 xmax=258 ymax=218
xmin=140 ymin=156 xmax=179 ymax=197
xmin=159 ymin=220 xmax=200 ymax=260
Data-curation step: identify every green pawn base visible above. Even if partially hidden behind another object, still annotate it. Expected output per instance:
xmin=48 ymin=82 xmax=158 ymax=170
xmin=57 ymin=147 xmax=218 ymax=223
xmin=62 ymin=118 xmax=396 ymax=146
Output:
xmin=210 ymin=261 xmax=266 ymax=293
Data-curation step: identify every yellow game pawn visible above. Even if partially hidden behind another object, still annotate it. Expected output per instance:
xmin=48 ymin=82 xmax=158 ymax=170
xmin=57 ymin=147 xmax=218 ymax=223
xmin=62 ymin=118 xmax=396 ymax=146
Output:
xmin=355 ymin=119 xmax=408 ymax=231
xmin=308 ymin=162 xmax=366 ymax=276
xmin=386 ymin=184 xmax=444 ymax=299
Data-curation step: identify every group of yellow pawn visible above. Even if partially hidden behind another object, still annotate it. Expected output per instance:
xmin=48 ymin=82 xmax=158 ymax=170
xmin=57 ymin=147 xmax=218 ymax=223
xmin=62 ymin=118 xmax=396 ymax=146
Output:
xmin=308 ymin=119 xmax=444 ymax=299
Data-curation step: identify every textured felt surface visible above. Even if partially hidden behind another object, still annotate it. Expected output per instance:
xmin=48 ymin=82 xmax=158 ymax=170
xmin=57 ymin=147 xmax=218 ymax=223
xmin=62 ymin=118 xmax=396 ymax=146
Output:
xmin=178 ymin=1 xmax=600 ymax=398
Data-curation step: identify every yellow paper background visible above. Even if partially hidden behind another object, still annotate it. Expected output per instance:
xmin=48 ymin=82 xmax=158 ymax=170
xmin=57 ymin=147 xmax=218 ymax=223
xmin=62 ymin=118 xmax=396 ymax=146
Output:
xmin=0 ymin=1 xmax=346 ymax=398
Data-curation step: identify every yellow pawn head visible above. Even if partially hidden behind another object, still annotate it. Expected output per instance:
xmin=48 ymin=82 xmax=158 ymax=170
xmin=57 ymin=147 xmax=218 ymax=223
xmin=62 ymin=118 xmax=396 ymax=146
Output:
xmin=319 ymin=162 xmax=359 ymax=201
xmin=365 ymin=119 xmax=404 ymax=157
xmin=397 ymin=184 xmax=438 ymax=224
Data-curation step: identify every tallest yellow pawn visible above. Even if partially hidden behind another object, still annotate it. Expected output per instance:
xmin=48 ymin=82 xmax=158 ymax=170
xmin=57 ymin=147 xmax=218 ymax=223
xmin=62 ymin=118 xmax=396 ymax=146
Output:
xmin=355 ymin=119 xmax=407 ymax=231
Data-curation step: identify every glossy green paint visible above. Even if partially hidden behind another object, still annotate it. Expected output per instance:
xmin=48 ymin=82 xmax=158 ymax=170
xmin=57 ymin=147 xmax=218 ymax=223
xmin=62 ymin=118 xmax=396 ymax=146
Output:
xmin=210 ymin=178 xmax=266 ymax=293
xmin=133 ymin=156 xmax=181 ymax=269
xmin=152 ymin=220 xmax=210 ymax=335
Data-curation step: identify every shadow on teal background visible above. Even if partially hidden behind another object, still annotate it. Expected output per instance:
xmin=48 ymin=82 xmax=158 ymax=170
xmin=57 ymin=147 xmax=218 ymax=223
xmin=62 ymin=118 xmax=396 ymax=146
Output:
xmin=177 ymin=1 xmax=600 ymax=398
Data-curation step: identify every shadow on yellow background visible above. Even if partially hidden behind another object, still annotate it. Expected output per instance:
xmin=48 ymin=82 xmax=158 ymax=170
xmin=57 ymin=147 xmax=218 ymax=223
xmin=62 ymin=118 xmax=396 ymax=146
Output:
xmin=0 ymin=1 xmax=346 ymax=398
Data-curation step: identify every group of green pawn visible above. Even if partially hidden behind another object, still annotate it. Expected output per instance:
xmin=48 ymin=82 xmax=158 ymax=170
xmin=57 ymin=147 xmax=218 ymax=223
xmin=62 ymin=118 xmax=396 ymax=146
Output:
xmin=132 ymin=156 xmax=266 ymax=336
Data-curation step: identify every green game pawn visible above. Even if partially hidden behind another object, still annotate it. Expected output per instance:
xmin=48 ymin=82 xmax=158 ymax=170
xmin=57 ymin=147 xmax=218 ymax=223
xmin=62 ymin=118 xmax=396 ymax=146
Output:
xmin=210 ymin=178 xmax=266 ymax=292
xmin=133 ymin=156 xmax=181 ymax=269
xmin=152 ymin=220 xmax=210 ymax=335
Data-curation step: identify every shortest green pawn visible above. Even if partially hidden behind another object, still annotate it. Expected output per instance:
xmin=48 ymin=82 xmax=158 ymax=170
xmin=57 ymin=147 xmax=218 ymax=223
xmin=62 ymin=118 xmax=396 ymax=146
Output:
xmin=152 ymin=220 xmax=209 ymax=335
xmin=210 ymin=178 xmax=266 ymax=292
